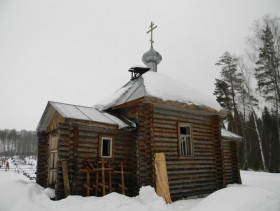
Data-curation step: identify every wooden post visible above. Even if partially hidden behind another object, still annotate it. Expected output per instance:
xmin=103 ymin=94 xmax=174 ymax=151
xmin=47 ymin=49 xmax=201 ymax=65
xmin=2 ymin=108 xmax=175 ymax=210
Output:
xmin=100 ymin=161 xmax=106 ymax=195
xmin=108 ymin=162 xmax=112 ymax=193
xmin=94 ymin=171 xmax=99 ymax=196
xmin=80 ymin=161 xmax=112 ymax=196
xmin=80 ymin=169 xmax=98 ymax=196
xmin=98 ymin=160 xmax=112 ymax=196
xmin=61 ymin=160 xmax=70 ymax=197
xmin=114 ymin=162 xmax=129 ymax=194
xmin=83 ymin=170 xmax=93 ymax=196
xmin=154 ymin=153 xmax=172 ymax=204
xmin=120 ymin=163 xmax=125 ymax=194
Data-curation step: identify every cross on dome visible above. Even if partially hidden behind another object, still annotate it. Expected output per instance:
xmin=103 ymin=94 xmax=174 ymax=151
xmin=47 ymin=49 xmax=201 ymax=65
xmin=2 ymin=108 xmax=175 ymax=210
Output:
xmin=147 ymin=22 xmax=157 ymax=49
xmin=142 ymin=22 xmax=162 ymax=72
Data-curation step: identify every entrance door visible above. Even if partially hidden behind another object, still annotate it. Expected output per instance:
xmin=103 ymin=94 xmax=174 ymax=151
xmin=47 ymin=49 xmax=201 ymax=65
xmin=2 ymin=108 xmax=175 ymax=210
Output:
xmin=48 ymin=134 xmax=58 ymax=186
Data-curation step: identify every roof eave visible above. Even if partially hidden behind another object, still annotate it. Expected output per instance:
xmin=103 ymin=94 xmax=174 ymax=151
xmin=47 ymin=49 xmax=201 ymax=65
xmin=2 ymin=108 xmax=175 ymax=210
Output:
xmin=36 ymin=102 xmax=57 ymax=132
xmin=111 ymin=96 xmax=226 ymax=116
xmin=222 ymin=136 xmax=243 ymax=141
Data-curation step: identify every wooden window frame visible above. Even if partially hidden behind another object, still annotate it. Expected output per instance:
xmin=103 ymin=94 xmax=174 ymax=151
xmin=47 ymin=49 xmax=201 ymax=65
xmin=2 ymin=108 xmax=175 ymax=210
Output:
xmin=100 ymin=136 xmax=113 ymax=158
xmin=178 ymin=123 xmax=193 ymax=157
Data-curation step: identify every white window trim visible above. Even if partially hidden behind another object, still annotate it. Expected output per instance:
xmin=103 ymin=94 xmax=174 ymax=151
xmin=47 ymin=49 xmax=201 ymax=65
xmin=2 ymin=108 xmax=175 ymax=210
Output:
xmin=100 ymin=137 xmax=113 ymax=158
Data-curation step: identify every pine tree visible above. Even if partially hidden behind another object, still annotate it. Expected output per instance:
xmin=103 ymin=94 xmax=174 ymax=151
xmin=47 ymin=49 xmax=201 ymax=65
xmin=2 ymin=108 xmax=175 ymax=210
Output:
xmin=261 ymin=107 xmax=279 ymax=171
xmin=246 ymin=113 xmax=262 ymax=170
xmin=255 ymin=25 xmax=280 ymax=161
xmin=255 ymin=25 xmax=280 ymax=102
xmin=213 ymin=78 xmax=232 ymax=110
xmin=215 ymin=52 xmax=243 ymax=133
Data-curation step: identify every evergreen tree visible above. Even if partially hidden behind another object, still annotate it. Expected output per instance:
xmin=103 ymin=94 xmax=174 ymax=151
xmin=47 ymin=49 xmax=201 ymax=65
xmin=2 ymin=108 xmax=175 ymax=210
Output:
xmin=255 ymin=24 xmax=280 ymax=159
xmin=246 ymin=113 xmax=263 ymax=170
xmin=213 ymin=79 xmax=232 ymax=110
xmin=255 ymin=25 xmax=280 ymax=102
xmin=215 ymin=52 xmax=243 ymax=133
xmin=262 ymin=107 xmax=279 ymax=172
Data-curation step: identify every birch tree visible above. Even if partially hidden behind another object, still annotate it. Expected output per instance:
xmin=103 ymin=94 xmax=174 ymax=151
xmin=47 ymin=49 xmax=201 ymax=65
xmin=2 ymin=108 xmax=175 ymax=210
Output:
xmin=246 ymin=15 xmax=280 ymax=146
xmin=238 ymin=58 xmax=267 ymax=171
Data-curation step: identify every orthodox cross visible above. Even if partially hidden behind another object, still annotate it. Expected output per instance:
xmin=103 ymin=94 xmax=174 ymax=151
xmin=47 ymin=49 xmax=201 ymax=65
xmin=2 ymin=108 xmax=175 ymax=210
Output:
xmin=147 ymin=22 xmax=157 ymax=48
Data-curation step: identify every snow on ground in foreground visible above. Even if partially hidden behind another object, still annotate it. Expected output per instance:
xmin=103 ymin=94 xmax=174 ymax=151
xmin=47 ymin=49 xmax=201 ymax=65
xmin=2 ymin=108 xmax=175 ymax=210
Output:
xmin=0 ymin=170 xmax=279 ymax=211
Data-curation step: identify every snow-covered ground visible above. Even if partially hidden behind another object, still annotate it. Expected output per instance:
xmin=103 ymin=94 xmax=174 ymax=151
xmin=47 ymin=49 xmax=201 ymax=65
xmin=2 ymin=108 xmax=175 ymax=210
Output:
xmin=0 ymin=170 xmax=279 ymax=211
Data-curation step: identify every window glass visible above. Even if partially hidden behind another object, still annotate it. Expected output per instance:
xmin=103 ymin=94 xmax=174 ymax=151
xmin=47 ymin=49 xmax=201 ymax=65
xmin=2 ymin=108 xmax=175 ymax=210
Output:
xmin=101 ymin=137 xmax=112 ymax=158
xmin=180 ymin=127 xmax=187 ymax=135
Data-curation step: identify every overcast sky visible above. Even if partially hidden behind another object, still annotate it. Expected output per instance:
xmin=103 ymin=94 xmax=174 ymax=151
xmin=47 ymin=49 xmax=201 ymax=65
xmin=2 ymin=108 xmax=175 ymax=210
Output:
xmin=0 ymin=0 xmax=280 ymax=131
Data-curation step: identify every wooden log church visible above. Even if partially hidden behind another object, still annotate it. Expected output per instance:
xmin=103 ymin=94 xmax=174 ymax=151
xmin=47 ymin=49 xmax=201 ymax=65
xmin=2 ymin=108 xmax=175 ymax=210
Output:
xmin=36 ymin=22 xmax=242 ymax=201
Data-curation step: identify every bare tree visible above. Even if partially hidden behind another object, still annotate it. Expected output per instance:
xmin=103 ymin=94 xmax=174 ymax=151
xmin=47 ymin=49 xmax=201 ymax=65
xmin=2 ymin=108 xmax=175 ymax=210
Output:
xmin=245 ymin=15 xmax=280 ymax=166
xmin=238 ymin=57 xmax=267 ymax=171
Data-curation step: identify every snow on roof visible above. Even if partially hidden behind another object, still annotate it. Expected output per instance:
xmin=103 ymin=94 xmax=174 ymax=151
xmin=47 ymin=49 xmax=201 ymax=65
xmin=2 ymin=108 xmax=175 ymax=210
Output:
xmin=221 ymin=128 xmax=243 ymax=141
xmin=95 ymin=71 xmax=222 ymax=111
xmin=143 ymin=72 xmax=222 ymax=110
xmin=94 ymin=83 xmax=134 ymax=111
xmin=37 ymin=101 xmax=131 ymax=131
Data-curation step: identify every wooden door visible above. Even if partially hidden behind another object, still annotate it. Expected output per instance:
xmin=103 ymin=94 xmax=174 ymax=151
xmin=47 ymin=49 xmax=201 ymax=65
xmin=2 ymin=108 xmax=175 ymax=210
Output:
xmin=48 ymin=134 xmax=58 ymax=186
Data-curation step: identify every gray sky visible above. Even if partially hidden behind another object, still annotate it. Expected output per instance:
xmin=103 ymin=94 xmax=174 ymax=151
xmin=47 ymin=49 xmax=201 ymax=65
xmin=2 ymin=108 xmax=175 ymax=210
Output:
xmin=0 ymin=0 xmax=280 ymax=131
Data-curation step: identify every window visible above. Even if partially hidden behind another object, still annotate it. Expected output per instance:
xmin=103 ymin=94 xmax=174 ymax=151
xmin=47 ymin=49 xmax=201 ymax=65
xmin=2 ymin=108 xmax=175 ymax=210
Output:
xmin=178 ymin=124 xmax=193 ymax=156
xmin=101 ymin=137 xmax=113 ymax=158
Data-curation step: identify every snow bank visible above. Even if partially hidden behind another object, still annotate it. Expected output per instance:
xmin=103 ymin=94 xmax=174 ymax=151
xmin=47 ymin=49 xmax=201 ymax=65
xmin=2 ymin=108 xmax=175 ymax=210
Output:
xmin=0 ymin=173 xmax=168 ymax=211
xmin=0 ymin=176 xmax=50 ymax=211
xmin=191 ymin=185 xmax=279 ymax=211
xmin=137 ymin=186 xmax=166 ymax=210
xmin=0 ymin=171 xmax=279 ymax=211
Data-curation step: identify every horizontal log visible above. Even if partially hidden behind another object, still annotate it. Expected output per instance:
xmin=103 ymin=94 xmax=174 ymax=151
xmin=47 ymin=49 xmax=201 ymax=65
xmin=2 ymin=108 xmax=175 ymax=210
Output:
xmin=168 ymin=168 xmax=216 ymax=175
xmin=169 ymin=176 xmax=217 ymax=184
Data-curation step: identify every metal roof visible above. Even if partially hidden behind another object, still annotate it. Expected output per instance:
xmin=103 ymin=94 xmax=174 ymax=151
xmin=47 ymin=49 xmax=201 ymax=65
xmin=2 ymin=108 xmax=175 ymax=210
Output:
xmin=221 ymin=129 xmax=242 ymax=141
xmin=112 ymin=78 xmax=147 ymax=107
xmin=37 ymin=101 xmax=134 ymax=132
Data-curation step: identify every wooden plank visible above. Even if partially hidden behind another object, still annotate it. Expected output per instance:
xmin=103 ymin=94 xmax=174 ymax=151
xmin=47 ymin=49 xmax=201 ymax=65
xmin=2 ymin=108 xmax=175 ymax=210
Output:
xmin=61 ymin=160 xmax=70 ymax=197
xmin=154 ymin=153 xmax=172 ymax=204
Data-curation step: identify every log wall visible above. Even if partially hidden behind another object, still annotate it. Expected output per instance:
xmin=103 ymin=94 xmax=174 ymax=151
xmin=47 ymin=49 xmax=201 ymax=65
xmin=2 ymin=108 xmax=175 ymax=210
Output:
xmin=136 ymin=104 xmax=154 ymax=187
xmin=221 ymin=140 xmax=241 ymax=185
xmin=37 ymin=119 xmax=137 ymax=200
xmin=36 ymin=132 xmax=49 ymax=188
xmin=56 ymin=122 xmax=138 ymax=199
xmin=152 ymin=105 xmax=223 ymax=200
xmin=117 ymin=104 xmax=155 ymax=188
xmin=37 ymin=100 xmax=228 ymax=201
xmin=118 ymin=103 xmax=224 ymax=200
xmin=212 ymin=115 xmax=224 ymax=189
xmin=55 ymin=123 xmax=71 ymax=199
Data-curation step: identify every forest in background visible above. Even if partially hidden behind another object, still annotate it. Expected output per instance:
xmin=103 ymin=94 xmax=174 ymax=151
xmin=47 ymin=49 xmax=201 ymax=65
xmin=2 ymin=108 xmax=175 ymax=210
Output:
xmin=0 ymin=129 xmax=37 ymax=157
xmin=214 ymin=15 xmax=280 ymax=172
